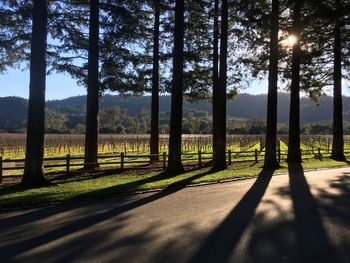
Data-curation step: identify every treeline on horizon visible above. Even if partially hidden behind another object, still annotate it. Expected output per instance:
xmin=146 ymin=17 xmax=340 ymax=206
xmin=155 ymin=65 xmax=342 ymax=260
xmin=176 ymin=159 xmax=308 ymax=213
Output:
xmin=1 ymin=0 xmax=349 ymax=186
xmin=1 ymin=94 xmax=350 ymax=135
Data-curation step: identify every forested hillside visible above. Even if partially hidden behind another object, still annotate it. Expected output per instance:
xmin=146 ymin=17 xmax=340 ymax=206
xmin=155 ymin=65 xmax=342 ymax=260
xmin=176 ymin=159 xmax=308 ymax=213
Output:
xmin=44 ymin=93 xmax=350 ymax=122
xmin=1 ymin=93 xmax=350 ymax=133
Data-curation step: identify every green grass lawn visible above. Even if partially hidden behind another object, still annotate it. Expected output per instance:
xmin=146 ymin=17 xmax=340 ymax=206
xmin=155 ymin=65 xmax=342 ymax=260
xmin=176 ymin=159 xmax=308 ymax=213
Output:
xmin=1 ymin=157 xmax=349 ymax=209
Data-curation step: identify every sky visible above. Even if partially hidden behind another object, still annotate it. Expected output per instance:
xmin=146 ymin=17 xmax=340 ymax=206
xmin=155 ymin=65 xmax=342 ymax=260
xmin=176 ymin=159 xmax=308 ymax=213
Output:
xmin=0 ymin=68 xmax=349 ymax=100
xmin=0 ymin=68 xmax=269 ymax=100
xmin=0 ymin=68 xmax=87 ymax=100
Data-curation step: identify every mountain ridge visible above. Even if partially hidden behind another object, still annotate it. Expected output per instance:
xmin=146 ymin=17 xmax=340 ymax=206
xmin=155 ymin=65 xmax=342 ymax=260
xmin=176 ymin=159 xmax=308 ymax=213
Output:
xmin=1 ymin=93 xmax=350 ymax=132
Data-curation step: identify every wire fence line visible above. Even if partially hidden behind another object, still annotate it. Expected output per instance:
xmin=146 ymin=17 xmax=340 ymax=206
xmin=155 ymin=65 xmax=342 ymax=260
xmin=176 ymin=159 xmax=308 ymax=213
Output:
xmin=2 ymin=134 xmax=350 ymax=158
xmin=1 ymin=146 xmax=350 ymax=183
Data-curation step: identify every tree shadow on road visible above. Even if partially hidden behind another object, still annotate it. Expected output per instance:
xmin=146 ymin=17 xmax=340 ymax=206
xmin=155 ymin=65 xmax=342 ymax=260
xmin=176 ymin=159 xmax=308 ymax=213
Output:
xmin=314 ymin=171 xmax=350 ymax=262
xmin=0 ymin=168 xmax=218 ymax=261
xmin=246 ymin=163 xmax=342 ymax=263
xmin=287 ymin=162 xmax=339 ymax=263
xmin=189 ymin=168 xmax=275 ymax=262
xmin=2 ymin=164 xmax=349 ymax=262
xmin=189 ymin=163 xmax=347 ymax=263
xmin=0 ymin=164 xmax=210 ymax=226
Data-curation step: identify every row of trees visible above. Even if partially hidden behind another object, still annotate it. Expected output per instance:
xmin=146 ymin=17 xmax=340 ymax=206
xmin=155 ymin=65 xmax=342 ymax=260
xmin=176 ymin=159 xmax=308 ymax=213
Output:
xmin=6 ymin=103 xmax=349 ymax=135
xmin=1 ymin=0 xmax=349 ymax=185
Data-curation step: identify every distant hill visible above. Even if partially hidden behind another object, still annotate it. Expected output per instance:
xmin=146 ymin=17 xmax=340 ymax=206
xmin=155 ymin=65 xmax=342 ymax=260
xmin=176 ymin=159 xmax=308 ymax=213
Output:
xmin=46 ymin=93 xmax=350 ymax=122
xmin=0 ymin=96 xmax=28 ymax=132
xmin=1 ymin=93 xmax=350 ymax=132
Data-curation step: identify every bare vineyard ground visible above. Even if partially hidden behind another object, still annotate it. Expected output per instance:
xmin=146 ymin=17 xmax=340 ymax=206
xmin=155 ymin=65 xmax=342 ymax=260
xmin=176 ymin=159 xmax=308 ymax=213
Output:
xmin=1 ymin=134 xmax=350 ymax=179
xmin=0 ymin=134 xmax=267 ymax=159
xmin=1 ymin=134 xmax=349 ymax=158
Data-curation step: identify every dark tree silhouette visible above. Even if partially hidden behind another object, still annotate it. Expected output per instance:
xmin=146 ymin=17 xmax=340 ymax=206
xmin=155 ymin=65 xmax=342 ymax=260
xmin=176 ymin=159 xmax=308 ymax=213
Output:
xmin=22 ymin=0 xmax=48 ymax=186
xmin=331 ymin=0 xmax=345 ymax=160
xmin=84 ymin=0 xmax=100 ymax=169
xmin=212 ymin=0 xmax=219 ymax=155
xmin=263 ymin=0 xmax=280 ymax=169
xmin=213 ymin=0 xmax=228 ymax=170
xmin=150 ymin=0 xmax=160 ymax=162
xmin=167 ymin=0 xmax=184 ymax=173
xmin=287 ymin=0 xmax=303 ymax=163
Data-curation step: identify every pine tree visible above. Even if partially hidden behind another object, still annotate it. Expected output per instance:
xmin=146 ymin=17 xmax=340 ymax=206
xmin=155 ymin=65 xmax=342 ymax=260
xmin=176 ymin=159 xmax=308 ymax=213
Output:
xmin=212 ymin=0 xmax=219 ymax=155
xmin=331 ymin=0 xmax=346 ymax=160
xmin=0 ymin=2 xmax=29 ymax=72
xmin=150 ymin=0 xmax=160 ymax=162
xmin=84 ymin=0 xmax=100 ymax=169
xmin=22 ymin=0 xmax=48 ymax=186
xmin=263 ymin=0 xmax=280 ymax=169
xmin=167 ymin=0 xmax=185 ymax=173
xmin=213 ymin=0 xmax=228 ymax=170
xmin=287 ymin=0 xmax=303 ymax=163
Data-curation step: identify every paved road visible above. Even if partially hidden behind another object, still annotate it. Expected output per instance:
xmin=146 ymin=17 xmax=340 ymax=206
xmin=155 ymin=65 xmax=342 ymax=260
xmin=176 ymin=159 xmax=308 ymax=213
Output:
xmin=1 ymin=166 xmax=350 ymax=263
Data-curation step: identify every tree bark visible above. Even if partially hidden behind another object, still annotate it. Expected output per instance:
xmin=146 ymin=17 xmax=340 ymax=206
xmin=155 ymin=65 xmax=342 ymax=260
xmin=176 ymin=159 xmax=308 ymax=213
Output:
xmin=212 ymin=0 xmax=219 ymax=156
xmin=263 ymin=0 xmax=280 ymax=169
xmin=331 ymin=0 xmax=345 ymax=160
xmin=213 ymin=0 xmax=228 ymax=170
xmin=167 ymin=0 xmax=184 ymax=173
xmin=150 ymin=0 xmax=160 ymax=162
xmin=84 ymin=0 xmax=100 ymax=169
xmin=22 ymin=0 xmax=48 ymax=186
xmin=287 ymin=0 xmax=302 ymax=163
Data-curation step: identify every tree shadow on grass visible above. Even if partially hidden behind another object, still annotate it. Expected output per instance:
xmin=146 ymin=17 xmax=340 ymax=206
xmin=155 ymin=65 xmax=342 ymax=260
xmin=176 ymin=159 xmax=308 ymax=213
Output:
xmin=341 ymin=159 xmax=350 ymax=165
xmin=0 ymin=167 xmax=218 ymax=260
xmin=189 ymin=168 xmax=275 ymax=262
xmin=74 ymin=166 xmax=216 ymax=199
xmin=0 ymin=164 xmax=220 ymax=238
xmin=0 ymin=163 xmax=209 ymax=208
xmin=47 ymin=161 xmax=213 ymax=184
xmin=47 ymin=163 xmax=159 ymax=183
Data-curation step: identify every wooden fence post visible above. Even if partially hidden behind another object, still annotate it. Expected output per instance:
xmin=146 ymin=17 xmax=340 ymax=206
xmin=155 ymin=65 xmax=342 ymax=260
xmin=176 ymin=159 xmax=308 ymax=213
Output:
xmin=278 ymin=139 xmax=281 ymax=150
xmin=327 ymin=139 xmax=330 ymax=153
xmin=255 ymin=149 xmax=258 ymax=163
xmin=228 ymin=150 xmax=232 ymax=166
xmin=198 ymin=150 xmax=202 ymax=168
xmin=0 ymin=156 xmax=2 ymax=184
xmin=123 ymin=142 xmax=127 ymax=155
xmin=162 ymin=152 xmax=166 ymax=170
xmin=66 ymin=154 xmax=70 ymax=175
xmin=120 ymin=152 xmax=124 ymax=170
xmin=318 ymin=148 xmax=321 ymax=160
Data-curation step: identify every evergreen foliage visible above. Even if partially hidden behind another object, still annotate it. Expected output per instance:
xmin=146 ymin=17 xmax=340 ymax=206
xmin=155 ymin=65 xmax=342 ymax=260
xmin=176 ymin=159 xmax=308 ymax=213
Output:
xmin=0 ymin=0 xmax=350 ymax=181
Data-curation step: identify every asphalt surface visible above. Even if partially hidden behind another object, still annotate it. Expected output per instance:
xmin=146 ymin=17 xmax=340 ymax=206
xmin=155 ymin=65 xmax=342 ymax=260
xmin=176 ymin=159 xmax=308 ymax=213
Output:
xmin=0 ymin=166 xmax=349 ymax=263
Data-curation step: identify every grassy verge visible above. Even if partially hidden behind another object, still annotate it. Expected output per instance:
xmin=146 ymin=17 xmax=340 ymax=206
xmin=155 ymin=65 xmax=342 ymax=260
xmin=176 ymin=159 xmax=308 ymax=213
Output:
xmin=0 ymin=158 xmax=349 ymax=209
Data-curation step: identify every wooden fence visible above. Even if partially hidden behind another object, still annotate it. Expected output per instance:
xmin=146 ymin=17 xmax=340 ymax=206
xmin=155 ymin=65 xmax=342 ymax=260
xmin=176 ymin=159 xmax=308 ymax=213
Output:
xmin=1 ymin=148 xmax=349 ymax=183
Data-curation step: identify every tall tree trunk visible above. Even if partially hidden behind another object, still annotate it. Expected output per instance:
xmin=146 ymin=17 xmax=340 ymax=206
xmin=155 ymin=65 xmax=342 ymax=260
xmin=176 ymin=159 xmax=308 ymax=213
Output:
xmin=84 ymin=0 xmax=100 ymax=169
xmin=167 ymin=0 xmax=185 ymax=173
xmin=287 ymin=0 xmax=302 ymax=163
xmin=150 ymin=0 xmax=160 ymax=162
xmin=22 ymin=0 xmax=48 ymax=186
xmin=331 ymin=0 xmax=345 ymax=160
xmin=263 ymin=0 xmax=280 ymax=169
xmin=213 ymin=0 xmax=228 ymax=170
xmin=212 ymin=0 xmax=219 ymax=156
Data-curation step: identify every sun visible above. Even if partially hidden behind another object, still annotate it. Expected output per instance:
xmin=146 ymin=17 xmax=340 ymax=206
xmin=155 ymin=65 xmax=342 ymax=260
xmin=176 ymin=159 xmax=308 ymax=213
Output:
xmin=279 ymin=30 xmax=299 ymax=47
xmin=286 ymin=34 xmax=298 ymax=46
